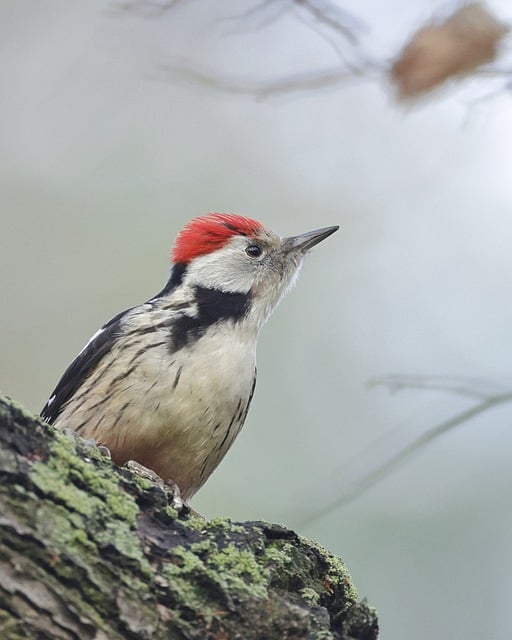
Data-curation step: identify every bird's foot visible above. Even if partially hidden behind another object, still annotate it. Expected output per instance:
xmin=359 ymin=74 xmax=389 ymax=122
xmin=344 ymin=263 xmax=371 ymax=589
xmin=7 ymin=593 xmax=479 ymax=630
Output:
xmin=125 ymin=460 xmax=186 ymax=513
xmin=96 ymin=444 xmax=111 ymax=458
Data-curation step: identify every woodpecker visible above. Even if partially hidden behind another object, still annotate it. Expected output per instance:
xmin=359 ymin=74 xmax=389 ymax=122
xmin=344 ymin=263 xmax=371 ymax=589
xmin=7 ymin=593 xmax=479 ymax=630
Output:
xmin=41 ymin=213 xmax=338 ymax=503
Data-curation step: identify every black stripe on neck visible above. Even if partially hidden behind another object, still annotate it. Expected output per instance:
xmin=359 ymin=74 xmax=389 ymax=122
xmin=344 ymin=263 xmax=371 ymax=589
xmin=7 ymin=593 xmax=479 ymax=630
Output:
xmin=152 ymin=262 xmax=187 ymax=299
xmin=172 ymin=286 xmax=250 ymax=351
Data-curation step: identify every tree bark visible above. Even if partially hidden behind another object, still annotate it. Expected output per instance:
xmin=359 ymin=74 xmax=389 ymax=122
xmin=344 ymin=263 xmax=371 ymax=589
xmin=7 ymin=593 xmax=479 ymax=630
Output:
xmin=0 ymin=395 xmax=378 ymax=639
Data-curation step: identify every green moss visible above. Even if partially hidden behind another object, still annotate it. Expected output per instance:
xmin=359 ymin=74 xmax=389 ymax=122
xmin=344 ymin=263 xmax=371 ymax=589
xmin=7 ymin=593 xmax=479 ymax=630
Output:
xmin=95 ymin=520 xmax=151 ymax=573
xmin=128 ymin=472 xmax=155 ymax=493
xmin=1 ymin=395 xmax=378 ymax=639
xmin=102 ymin=489 xmax=139 ymax=522
xmin=164 ymin=505 xmax=180 ymax=521
xmin=207 ymin=517 xmax=246 ymax=534
xmin=0 ymin=394 xmax=44 ymax=425
xmin=35 ymin=503 xmax=95 ymax=552
xmin=304 ymin=538 xmax=359 ymax=602
xmin=162 ymin=537 xmax=272 ymax=618
xmin=0 ymin=448 xmax=20 ymax=475
xmin=30 ymin=430 xmax=138 ymax=523
xmin=189 ymin=538 xmax=214 ymax=554
xmin=211 ymin=544 xmax=269 ymax=597
xmin=162 ymin=546 xmax=218 ymax=620
xmin=30 ymin=459 xmax=95 ymax=516
xmin=263 ymin=542 xmax=293 ymax=567
xmin=300 ymin=587 xmax=320 ymax=606
xmin=182 ymin=516 xmax=208 ymax=533
xmin=27 ymin=426 xmax=153 ymax=579
xmin=117 ymin=572 xmax=153 ymax=601
xmin=165 ymin=545 xmax=205 ymax=575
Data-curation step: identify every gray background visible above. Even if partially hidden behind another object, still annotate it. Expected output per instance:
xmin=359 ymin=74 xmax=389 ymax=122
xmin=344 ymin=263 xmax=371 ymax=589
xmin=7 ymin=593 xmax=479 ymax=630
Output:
xmin=2 ymin=1 xmax=512 ymax=638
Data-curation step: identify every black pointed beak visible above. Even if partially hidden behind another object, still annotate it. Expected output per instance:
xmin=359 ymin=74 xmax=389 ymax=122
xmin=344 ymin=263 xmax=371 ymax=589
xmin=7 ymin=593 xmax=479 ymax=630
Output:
xmin=282 ymin=225 xmax=339 ymax=254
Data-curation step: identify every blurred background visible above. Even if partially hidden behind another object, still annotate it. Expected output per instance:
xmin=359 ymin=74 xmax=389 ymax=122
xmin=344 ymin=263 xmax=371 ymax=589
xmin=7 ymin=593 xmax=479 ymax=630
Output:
xmin=2 ymin=1 xmax=512 ymax=638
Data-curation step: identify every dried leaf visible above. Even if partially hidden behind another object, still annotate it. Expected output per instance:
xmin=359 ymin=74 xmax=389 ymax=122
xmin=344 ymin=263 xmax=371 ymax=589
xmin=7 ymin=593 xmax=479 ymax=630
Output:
xmin=391 ymin=3 xmax=509 ymax=99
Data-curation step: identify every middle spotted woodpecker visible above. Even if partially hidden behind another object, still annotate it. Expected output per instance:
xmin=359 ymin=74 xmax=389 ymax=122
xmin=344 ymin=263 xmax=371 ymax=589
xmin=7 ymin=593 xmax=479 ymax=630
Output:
xmin=41 ymin=213 xmax=338 ymax=504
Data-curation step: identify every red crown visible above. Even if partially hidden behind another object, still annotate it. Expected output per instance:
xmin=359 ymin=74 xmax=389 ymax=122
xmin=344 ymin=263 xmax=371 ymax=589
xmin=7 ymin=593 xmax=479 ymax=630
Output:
xmin=172 ymin=213 xmax=263 ymax=264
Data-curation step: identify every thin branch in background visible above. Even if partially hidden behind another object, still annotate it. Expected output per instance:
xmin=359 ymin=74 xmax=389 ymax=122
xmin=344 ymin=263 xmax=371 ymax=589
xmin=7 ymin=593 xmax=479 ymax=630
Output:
xmin=118 ymin=0 xmax=377 ymax=95
xmin=466 ymin=64 xmax=512 ymax=103
xmin=298 ymin=378 xmax=512 ymax=529
xmin=219 ymin=0 xmax=368 ymax=74
xmin=290 ymin=5 xmax=371 ymax=71
xmin=293 ymin=0 xmax=364 ymax=45
xmin=113 ymin=0 xmax=186 ymax=17
xmin=221 ymin=0 xmax=296 ymax=33
xmin=157 ymin=0 xmax=381 ymax=100
xmin=222 ymin=0 xmax=363 ymax=42
xmin=115 ymin=1 xmax=510 ymax=103
xmin=219 ymin=0 xmax=375 ymax=84
xmin=368 ymin=373 xmax=509 ymax=401
xmin=160 ymin=63 xmax=366 ymax=99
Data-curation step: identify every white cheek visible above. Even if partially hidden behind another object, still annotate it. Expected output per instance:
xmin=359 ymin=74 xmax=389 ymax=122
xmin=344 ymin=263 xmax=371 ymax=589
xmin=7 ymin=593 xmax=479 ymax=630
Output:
xmin=185 ymin=245 xmax=255 ymax=293
xmin=286 ymin=259 xmax=303 ymax=291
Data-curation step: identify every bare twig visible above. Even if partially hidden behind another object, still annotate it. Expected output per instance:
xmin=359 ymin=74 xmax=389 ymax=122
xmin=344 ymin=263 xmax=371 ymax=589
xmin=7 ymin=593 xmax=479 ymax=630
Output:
xmin=118 ymin=0 xmax=375 ymax=95
xmin=299 ymin=379 xmax=512 ymax=528
xmin=293 ymin=0 xmax=364 ymax=44
xmin=221 ymin=0 xmax=296 ymax=32
xmin=214 ymin=0 xmax=367 ymax=78
xmin=290 ymin=5 xmax=376 ymax=71
xmin=160 ymin=63 xmax=372 ymax=98
xmin=207 ymin=0 xmax=363 ymax=42
xmin=113 ymin=0 xmax=186 ymax=17
xmin=368 ymin=374 xmax=508 ymax=400
xmin=115 ymin=1 xmax=511 ymax=102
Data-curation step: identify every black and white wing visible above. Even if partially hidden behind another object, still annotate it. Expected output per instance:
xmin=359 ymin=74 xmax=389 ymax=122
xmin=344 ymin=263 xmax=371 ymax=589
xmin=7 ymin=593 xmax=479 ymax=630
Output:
xmin=40 ymin=264 xmax=188 ymax=424
xmin=40 ymin=308 xmax=132 ymax=424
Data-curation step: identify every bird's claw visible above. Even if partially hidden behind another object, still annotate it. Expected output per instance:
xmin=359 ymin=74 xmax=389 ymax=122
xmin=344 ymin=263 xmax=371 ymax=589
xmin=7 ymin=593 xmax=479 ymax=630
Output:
xmin=125 ymin=459 xmax=164 ymax=484
xmin=96 ymin=445 xmax=111 ymax=459
xmin=165 ymin=480 xmax=185 ymax=512
xmin=125 ymin=460 xmax=186 ymax=513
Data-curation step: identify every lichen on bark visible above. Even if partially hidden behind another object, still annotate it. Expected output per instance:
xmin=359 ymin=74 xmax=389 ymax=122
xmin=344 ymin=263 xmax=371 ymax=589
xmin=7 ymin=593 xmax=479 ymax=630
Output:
xmin=0 ymin=394 xmax=378 ymax=639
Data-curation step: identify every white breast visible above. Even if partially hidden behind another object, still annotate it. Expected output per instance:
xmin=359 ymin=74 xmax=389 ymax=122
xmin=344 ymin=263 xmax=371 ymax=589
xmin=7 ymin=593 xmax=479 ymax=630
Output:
xmin=55 ymin=319 xmax=258 ymax=500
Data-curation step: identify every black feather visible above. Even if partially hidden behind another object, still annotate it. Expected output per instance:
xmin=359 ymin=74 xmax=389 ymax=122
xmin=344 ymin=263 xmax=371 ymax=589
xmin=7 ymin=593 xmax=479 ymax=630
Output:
xmin=150 ymin=262 xmax=186 ymax=299
xmin=171 ymin=286 xmax=250 ymax=351
xmin=40 ymin=308 xmax=130 ymax=424
xmin=41 ymin=264 xmax=187 ymax=424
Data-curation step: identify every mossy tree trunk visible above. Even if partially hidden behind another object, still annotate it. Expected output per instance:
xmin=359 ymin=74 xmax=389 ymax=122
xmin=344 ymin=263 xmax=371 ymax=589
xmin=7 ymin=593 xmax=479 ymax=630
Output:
xmin=0 ymin=395 xmax=378 ymax=639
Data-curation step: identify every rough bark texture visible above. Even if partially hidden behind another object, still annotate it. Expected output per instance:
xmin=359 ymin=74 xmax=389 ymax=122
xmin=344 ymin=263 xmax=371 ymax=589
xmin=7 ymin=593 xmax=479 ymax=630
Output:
xmin=0 ymin=394 xmax=378 ymax=640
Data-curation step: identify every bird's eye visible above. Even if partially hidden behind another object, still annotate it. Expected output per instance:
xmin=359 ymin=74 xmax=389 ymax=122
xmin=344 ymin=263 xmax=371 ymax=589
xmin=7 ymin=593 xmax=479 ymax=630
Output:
xmin=245 ymin=244 xmax=263 ymax=258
